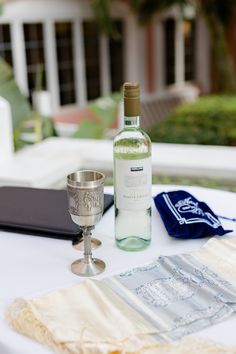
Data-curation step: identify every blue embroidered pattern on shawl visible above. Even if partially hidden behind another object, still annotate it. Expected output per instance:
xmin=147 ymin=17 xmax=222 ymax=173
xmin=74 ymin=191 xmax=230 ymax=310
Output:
xmin=104 ymin=254 xmax=236 ymax=341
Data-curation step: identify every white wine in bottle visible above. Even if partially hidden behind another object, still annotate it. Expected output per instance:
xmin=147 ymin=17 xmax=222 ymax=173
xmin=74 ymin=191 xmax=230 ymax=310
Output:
xmin=113 ymin=82 xmax=152 ymax=251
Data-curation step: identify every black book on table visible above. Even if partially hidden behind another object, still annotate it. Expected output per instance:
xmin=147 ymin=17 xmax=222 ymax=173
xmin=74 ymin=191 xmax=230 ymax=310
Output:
xmin=0 ymin=186 xmax=114 ymax=240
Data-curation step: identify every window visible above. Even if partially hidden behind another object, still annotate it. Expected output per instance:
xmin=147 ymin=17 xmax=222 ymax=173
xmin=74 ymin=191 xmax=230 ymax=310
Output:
xmin=0 ymin=24 xmax=13 ymax=66
xmin=109 ymin=20 xmax=124 ymax=92
xmin=83 ymin=21 xmax=101 ymax=100
xmin=23 ymin=23 xmax=47 ymax=100
xmin=55 ymin=22 xmax=76 ymax=106
xmin=164 ymin=18 xmax=175 ymax=85
xmin=183 ymin=19 xmax=195 ymax=81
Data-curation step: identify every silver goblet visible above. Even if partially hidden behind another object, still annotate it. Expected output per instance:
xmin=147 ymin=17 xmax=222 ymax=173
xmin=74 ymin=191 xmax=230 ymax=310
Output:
xmin=67 ymin=170 xmax=106 ymax=277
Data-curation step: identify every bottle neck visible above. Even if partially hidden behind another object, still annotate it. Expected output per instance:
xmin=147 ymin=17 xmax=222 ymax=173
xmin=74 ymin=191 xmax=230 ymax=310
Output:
xmin=124 ymin=115 xmax=140 ymax=128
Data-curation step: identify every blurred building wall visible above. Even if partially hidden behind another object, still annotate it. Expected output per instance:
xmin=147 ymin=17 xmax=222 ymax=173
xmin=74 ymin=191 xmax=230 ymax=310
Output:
xmin=0 ymin=0 xmax=211 ymax=115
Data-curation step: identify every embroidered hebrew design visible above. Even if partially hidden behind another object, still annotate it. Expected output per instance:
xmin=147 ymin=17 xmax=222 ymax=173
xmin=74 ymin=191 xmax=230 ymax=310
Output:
xmin=135 ymin=277 xmax=194 ymax=307
xmin=175 ymin=197 xmax=204 ymax=216
xmin=163 ymin=194 xmax=221 ymax=228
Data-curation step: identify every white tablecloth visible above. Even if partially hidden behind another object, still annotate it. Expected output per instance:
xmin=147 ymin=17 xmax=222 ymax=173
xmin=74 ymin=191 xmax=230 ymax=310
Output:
xmin=0 ymin=185 xmax=236 ymax=353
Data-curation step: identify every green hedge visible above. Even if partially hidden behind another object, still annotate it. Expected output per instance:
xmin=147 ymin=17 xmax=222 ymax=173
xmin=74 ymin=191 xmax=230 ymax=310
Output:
xmin=148 ymin=95 xmax=236 ymax=146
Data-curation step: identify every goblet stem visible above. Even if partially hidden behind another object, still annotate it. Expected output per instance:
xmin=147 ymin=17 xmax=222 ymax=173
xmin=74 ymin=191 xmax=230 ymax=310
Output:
xmin=83 ymin=226 xmax=94 ymax=264
xmin=71 ymin=224 xmax=105 ymax=277
xmin=72 ymin=237 xmax=101 ymax=251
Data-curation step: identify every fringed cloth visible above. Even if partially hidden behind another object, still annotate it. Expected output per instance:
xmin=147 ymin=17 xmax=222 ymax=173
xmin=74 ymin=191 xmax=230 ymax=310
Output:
xmin=6 ymin=237 xmax=236 ymax=354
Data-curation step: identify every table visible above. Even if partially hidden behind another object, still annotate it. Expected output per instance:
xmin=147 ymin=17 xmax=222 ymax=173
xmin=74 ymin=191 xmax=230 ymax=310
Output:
xmin=0 ymin=185 xmax=236 ymax=354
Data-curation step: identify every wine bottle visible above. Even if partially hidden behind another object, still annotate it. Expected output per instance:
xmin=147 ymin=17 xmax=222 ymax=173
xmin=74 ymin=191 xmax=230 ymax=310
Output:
xmin=113 ymin=82 xmax=152 ymax=251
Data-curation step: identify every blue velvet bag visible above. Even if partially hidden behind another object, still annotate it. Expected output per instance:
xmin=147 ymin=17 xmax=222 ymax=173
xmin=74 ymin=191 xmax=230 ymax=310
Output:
xmin=154 ymin=190 xmax=232 ymax=239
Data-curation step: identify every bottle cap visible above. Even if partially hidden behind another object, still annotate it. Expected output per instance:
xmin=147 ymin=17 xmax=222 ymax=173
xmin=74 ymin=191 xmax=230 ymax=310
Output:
xmin=123 ymin=82 xmax=140 ymax=116
xmin=123 ymin=82 xmax=140 ymax=98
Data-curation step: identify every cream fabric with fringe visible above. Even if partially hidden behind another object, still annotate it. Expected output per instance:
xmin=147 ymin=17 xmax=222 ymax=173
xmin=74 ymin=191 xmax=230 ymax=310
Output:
xmin=193 ymin=237 xmax=236 ymax=287
xmin=6 ymin=236 xmax=236 ymax=354
xmin=6 ymin=279 xmax=159 ymax=354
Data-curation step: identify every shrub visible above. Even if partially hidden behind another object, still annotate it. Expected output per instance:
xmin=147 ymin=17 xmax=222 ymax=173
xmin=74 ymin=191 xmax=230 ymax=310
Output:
xmin=148 ymin=95 xmax=236 ymax=146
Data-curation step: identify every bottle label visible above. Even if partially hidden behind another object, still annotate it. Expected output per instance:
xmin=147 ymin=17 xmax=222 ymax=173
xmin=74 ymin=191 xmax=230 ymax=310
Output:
xmin=115 ymin=157 xmax=152 ymax=210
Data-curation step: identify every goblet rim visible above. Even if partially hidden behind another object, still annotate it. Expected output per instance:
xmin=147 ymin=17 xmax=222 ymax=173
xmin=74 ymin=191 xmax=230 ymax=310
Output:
xmin=67 ymin=170 xmax=105 ymax=188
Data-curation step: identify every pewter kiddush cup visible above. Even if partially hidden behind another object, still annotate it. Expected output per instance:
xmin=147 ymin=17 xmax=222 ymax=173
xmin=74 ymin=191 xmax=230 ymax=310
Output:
xmin=67 ymin=170 xmax=106 ymax=276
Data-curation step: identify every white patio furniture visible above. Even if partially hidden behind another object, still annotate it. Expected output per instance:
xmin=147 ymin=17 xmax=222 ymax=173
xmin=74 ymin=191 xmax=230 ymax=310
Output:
xmin=0 ymin=137 xmax=235 ymax=189
xmin=0 ymin=97 xmax=14 ymax=164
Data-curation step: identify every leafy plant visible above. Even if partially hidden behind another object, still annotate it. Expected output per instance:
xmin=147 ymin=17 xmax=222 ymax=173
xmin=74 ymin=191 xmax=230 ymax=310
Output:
xmin=129 ymin=0 xmax=187 ymax=24
xmin=148 ymin=95 xmax=236 ymax=146
xmin=0 ymin=58 xmax=31 ymax=131
xmin=0 ymin=58 xmax=57 ymax=149
xmin=91 ymin=0 xmax=120 ymax=37
xmin=73 ymin=92 xmax=121 ymax=139
xmin=17 ymin=113 xmax=57 ymax=149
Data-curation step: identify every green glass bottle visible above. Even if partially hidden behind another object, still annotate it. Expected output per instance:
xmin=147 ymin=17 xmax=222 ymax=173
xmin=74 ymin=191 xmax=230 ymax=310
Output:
xmin=113 ymin=82 xmax=152 ymax=251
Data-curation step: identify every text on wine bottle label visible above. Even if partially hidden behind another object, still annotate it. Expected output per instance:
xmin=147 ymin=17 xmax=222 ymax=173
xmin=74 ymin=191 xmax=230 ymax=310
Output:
xmin=115 ymin=157 xmax=152 ymax=210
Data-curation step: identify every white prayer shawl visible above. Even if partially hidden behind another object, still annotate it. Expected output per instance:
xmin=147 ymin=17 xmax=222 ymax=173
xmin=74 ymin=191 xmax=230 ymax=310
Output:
xmin=6 ymin=236 xmax=236 ymax=354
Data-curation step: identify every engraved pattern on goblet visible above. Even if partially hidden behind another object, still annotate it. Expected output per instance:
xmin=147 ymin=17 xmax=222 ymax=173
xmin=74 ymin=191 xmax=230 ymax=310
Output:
xmin=67 ymin=185 xmax=104 ymax=222
xmin=83 ymin=190 xmax=103 ymax=211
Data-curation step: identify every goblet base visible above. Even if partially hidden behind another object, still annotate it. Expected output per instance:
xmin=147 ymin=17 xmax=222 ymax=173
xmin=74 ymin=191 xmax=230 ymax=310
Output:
xmin=71 ymin=258 xmax=106 ymax=277
xmin=72 ymin=238 xmax=101 ymax=251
